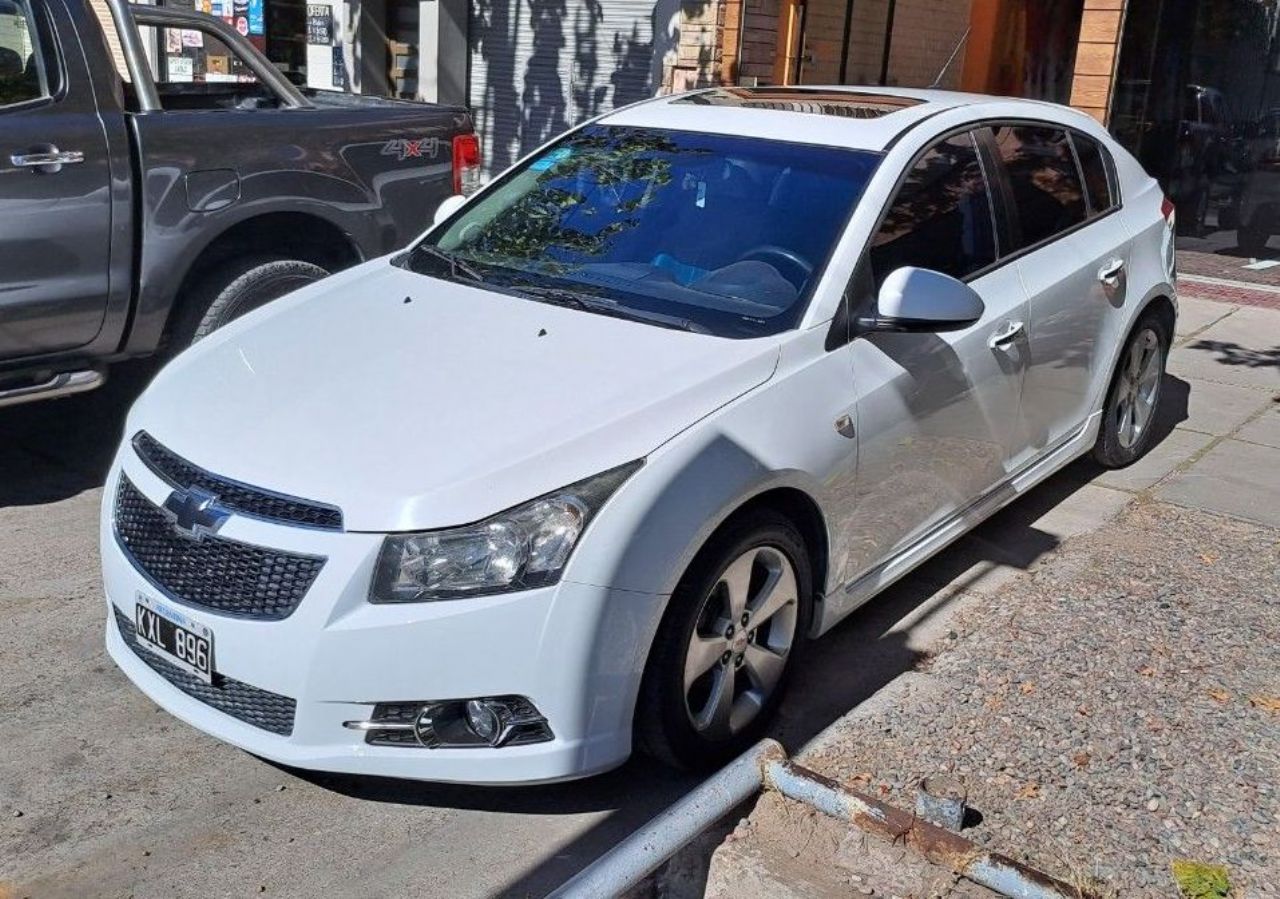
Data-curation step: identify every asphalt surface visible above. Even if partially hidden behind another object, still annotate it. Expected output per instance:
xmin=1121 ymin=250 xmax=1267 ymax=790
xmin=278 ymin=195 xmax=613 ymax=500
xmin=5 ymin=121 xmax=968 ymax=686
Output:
xmin=0 ymin=360 xmax=1075 ymax=899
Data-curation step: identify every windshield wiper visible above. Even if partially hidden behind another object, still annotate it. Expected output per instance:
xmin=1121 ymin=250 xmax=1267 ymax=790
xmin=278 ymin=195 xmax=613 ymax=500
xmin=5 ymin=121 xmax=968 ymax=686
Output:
xmin=408 ymin=244 xmax=486 ymax=284
xmin=508 ymin=284 xmax=706 ymax=333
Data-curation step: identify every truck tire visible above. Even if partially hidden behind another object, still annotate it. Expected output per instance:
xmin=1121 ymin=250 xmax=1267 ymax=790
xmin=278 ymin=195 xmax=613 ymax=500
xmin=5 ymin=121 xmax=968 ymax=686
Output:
xmin=175 ymin=256 xmax=328 ymax=347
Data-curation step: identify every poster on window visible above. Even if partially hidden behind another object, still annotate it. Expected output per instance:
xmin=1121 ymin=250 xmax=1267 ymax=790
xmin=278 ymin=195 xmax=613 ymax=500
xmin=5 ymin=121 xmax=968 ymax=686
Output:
xmin=181 ymin=29 xmax=203 ymax=47
xmin=216 ymin=0 xmax=233 ymax=23
xmin=247 ymin=0 xmax=263 ymax=35
xmin=165 ymin=28 xmax=182 ymax=52
xmin=331 ymin=43 xmax=347 ymax=90
xmin=232 ymin=0 xmax=249 ymax=35
xmin=306 ymin=5 xmax=332 ymax=45
xmin=167 ymin=56 xmax=194 ymax=82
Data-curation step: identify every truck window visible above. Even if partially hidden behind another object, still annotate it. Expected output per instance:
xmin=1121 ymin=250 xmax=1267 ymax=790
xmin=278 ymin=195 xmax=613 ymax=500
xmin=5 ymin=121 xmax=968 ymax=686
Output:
xmin=0 ymin=0 xmax=50 ymax=107
xmin=138 ymin=23 xmax=283 ymax=111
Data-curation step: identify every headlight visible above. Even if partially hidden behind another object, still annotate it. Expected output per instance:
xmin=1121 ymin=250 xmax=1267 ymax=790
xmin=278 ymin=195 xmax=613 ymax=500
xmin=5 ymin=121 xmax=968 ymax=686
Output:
xmin=369 ymin=461 xmax=641 ymax=602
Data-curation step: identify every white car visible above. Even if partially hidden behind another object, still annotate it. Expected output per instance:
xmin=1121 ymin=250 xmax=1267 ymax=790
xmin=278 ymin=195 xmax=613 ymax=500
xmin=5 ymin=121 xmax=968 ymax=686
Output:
xmin=102 ymin=87 xmax=1176 ymax=784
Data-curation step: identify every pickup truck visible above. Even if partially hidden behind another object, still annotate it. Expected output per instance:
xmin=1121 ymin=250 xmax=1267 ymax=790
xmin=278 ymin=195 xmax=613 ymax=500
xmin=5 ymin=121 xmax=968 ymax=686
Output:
xmin=0 ymin=0 xmax=476 ymax=407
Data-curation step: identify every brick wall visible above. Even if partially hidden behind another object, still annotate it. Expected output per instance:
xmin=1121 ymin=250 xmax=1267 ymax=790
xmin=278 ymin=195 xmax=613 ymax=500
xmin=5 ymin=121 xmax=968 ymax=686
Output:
xmin=663 ymin=0 xmax=725 ymax=92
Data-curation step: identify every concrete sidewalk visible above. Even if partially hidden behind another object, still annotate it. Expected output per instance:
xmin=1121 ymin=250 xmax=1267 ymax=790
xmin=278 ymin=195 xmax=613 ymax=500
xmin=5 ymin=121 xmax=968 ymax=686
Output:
xmin=697 ymin=295 xmax=1280 ymax=898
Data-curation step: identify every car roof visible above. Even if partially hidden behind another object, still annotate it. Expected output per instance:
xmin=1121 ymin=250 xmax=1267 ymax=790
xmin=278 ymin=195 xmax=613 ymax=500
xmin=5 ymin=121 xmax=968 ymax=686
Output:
xmin=599 ymin=86 xmax=1085 ymax=152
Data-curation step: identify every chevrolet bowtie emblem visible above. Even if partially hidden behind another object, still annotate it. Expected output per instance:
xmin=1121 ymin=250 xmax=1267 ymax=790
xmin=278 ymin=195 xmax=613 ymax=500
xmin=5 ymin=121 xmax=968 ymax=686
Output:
xmin=162 ymin=486 xmax=230 ymax=540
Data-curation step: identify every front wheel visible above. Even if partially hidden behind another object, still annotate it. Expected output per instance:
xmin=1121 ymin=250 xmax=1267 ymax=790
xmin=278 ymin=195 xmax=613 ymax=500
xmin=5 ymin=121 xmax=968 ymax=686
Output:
xmin=1093 ymin=314 xmax=1169 ymax=469
xmin=635 ymin=509 xmax=813 ymax=770
xmin=173 ymin=256 xmax=329 ymax=348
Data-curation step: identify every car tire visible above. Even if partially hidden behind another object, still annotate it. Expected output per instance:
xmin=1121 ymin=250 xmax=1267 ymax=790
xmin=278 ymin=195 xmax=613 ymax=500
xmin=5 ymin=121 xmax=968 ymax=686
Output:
xmin=635 ymin=509 xmax=813 ymax=771
xmin=1092 ymin=312 xmax=1170 ymax=469
xmin=175 ymin=256 xmax=329 ymax=347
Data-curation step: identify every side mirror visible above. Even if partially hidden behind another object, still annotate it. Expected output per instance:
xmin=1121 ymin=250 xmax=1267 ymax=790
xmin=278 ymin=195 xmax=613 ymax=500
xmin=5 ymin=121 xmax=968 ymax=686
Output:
xmin=860 ymin=266 xmax=985 ymax=333
xmin=433 ymin=194 xmax=467 ymax=227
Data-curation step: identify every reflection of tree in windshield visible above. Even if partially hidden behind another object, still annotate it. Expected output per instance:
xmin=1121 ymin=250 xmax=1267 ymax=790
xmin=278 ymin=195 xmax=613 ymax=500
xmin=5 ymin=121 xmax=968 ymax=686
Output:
xmin=462 ymin=129 xmax=687 ymax=271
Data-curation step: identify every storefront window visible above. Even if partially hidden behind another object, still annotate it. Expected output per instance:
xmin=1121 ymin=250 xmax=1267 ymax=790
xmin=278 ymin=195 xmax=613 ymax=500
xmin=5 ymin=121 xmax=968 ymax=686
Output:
xmin=1111 ymin=0 xmax=1280 ymax=253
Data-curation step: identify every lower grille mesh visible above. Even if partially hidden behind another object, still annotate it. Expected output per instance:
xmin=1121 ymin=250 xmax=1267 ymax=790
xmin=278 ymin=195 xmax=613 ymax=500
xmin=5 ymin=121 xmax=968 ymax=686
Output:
xmin=114 ymin=607 xmax=296 ymax=736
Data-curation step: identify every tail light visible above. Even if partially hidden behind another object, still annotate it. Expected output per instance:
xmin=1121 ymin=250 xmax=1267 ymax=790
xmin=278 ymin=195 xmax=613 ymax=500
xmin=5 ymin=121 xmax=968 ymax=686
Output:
xmin=1161 ymin=195 xmax=1176 ymax=223
xmin=452 ymin=134 xmax=482 ymax=196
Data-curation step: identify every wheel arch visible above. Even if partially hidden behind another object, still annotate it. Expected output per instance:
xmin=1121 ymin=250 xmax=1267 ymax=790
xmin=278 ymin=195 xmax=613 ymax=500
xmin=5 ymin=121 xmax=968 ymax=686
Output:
xmin=162 ymin=211 xmax=363 ymax=345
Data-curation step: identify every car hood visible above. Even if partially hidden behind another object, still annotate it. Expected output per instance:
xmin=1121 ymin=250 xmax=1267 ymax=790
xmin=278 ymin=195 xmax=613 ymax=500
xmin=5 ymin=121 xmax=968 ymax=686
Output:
xmin=129 ymin=262 xmax=780 ymax=531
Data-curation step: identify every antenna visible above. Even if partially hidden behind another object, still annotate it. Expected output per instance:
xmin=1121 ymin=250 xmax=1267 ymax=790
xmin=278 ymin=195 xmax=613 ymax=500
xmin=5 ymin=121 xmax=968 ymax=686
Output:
xmin=930 ymin=27 xmax=971 ymax=89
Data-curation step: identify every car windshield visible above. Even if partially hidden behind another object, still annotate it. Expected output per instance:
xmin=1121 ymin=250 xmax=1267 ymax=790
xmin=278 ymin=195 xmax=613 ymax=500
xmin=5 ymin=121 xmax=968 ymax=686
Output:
xmin=406 ymin=125 xmax=880 ymax=338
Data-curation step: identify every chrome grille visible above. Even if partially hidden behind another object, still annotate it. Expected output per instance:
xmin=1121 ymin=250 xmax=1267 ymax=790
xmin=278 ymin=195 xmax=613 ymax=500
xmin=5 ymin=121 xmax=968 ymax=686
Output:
xmin=133 ymin=431 xmax=343 ymax=530
xmin=114 ymin=607 xmax=296 ymax=736
xmin=114 ymin=475 xmax=325 ymax=620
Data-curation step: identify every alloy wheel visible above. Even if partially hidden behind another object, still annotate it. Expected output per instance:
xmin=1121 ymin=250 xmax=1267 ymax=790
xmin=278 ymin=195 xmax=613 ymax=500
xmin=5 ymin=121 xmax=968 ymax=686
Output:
xmin=1114 ymin=328 xmax=1163 ymax=450
xmin=682 ymin=546 xmax=799 ymax=739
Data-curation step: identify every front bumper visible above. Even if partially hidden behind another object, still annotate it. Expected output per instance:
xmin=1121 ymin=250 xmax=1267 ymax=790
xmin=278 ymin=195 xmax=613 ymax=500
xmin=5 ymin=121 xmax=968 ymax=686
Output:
xmin=101 ymin=452 xmax=664 ymax=784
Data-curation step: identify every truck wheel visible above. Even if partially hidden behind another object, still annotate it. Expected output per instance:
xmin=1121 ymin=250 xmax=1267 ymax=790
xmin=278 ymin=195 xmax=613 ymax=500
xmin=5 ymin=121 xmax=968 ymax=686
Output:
xmin=176 ymin=256 xmax=328 ymax=346
xmin=635 ymin=509 xmax=813 ymax=770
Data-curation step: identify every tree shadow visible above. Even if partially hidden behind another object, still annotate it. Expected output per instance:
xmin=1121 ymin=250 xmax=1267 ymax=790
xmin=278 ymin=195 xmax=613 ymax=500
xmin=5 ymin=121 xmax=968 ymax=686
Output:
xmin=1186 ymin=339 xmax=1280 ymax=369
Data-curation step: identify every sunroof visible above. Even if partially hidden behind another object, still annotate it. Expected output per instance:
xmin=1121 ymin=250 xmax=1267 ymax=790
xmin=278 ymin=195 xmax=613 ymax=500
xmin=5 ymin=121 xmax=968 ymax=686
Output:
xmin=673 ymin=88 xmax=924 ymax=119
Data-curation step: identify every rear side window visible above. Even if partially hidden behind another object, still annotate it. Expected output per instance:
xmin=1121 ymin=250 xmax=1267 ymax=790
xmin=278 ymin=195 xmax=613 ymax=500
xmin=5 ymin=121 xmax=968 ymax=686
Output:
xmin=0 ymin=0 xmax=49 ymax=107
xmin=1072 ymin=133 xmax=1117 ymax=216
xmin=991 ymin=125 xmax=1086 ymax=249
xmin=870 ymin=131 xmax=997 ymax=287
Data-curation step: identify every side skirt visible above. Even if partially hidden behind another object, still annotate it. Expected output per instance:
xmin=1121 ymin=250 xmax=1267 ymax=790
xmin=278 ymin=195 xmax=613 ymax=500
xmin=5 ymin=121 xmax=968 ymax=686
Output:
xmin=815 ymin=411 xmax=1103 ymax=635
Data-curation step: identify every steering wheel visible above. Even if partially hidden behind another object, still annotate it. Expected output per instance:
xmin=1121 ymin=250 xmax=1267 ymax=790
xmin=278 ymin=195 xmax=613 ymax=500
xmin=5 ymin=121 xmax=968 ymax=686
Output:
xmin=738 ymin=245 xmax=814 ymax=291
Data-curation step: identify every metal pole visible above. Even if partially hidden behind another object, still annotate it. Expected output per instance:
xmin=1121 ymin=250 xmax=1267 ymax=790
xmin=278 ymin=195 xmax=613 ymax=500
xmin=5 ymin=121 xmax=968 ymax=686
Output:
xmin=764 ymin=758 xmax=1092 ymax=899
xmin=878 ymin=0 xmax=897 ymax=86
xmin=837 ymin=0 xmax=856 ymax=84
xmin=546 ymin=740 xmax=784 ymax=899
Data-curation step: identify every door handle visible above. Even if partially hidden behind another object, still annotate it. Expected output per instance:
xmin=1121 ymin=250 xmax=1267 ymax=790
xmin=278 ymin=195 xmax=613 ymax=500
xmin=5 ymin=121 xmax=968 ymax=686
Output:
xmin=1097 ymin=257 xmax=1125 ymax=287
xmin=987 ymin=320 xmax=1025 ymax=351
xmin=10 ymin=149 xmax=85 ymax=169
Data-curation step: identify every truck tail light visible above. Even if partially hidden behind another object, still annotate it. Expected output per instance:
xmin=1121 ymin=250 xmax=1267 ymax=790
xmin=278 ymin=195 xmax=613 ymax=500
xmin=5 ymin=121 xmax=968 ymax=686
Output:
xmin=452 ymin=134 xmax=482 ymax=196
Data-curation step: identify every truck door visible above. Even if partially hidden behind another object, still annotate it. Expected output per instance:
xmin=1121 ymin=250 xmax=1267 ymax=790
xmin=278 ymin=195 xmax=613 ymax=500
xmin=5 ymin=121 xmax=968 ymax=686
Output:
xmin=0 ymin=0 xmax=113 ymax=360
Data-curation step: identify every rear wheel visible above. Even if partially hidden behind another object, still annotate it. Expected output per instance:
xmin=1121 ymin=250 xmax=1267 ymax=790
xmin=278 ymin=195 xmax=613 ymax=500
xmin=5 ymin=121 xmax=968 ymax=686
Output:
xmin=636 ymin=509 xmax=812 ymax=770
xmin=173 ymin=256 xmax=329 ymax=348
xmin=1093 ymin=313 xmax=1169 ymax=469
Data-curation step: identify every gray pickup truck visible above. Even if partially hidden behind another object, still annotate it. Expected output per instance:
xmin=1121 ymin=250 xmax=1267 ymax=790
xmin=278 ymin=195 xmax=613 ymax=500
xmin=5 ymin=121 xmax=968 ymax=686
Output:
xmin=0 ymin=0 xmax=475 ymax=407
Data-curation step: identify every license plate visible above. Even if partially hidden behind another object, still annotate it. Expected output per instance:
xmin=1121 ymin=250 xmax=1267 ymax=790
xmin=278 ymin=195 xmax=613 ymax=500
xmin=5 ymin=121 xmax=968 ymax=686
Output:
xmin=134 ymin=592 xmax=215 ymax=684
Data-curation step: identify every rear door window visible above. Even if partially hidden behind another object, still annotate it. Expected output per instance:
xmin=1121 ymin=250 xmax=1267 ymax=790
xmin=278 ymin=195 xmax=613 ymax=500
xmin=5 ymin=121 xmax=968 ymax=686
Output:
xmin=1072 ymin=133 xmax=1117 ymax=216
xmin=869 ymin=130 xmax=997 ymax=287
xmin=991 ymin=125 xmax=1087 ymax=249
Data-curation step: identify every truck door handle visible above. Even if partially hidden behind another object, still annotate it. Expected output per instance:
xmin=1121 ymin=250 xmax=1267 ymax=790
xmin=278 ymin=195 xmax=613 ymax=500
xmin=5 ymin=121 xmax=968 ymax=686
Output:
xmin=10 ymin=149 xmax=85 ymax=170
xmin=1097 ymin=257 xmax=1125 ymax=287
xmin=987 ymin=320 xmax=1025 ymax=351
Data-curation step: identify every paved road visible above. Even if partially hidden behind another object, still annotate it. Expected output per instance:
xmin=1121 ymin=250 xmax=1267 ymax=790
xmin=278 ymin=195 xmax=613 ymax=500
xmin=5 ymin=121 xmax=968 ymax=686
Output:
xmin=2 ymin=296 xmax=1272 ymax=898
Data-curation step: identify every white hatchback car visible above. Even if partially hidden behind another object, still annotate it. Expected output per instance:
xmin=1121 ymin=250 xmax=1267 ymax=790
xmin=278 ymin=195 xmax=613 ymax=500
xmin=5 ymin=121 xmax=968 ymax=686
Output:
xmin=103 ymin=87 xmax=1176 ymax=784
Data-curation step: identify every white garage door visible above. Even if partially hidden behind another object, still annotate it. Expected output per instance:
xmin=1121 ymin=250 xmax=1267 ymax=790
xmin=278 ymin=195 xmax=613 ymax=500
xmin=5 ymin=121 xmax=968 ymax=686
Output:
xmin=468 ymin=0 xmax=659 ymax=175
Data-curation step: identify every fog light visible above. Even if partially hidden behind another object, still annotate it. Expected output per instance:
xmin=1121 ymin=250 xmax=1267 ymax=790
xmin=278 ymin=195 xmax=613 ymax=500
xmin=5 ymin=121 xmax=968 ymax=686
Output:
xmin=465 ymin=699 xmax=502 ymax=745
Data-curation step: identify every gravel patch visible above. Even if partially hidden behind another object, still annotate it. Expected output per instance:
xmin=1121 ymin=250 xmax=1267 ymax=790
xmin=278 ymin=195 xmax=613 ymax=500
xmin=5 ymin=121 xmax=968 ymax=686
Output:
xmin=802 ymin=500 xmax=1280 ymax=897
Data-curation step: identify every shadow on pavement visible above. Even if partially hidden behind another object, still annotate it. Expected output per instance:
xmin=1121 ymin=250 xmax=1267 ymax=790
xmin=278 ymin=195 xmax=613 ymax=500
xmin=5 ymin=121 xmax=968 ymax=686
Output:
xmin=0 ymin=360 xmax=157 ymax=507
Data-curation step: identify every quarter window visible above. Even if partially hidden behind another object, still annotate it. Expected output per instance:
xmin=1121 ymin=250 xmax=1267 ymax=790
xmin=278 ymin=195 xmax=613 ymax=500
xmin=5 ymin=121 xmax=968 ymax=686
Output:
xmin=1072 ymin=133 xmax=1117 ymax=216
xmin=0 ymin=0 xmax=49 ymax=107
xmin=991 ymin=125 xmax=1087 ymax=248
xmin=869 ymin=131 xmax=997 ymax=287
